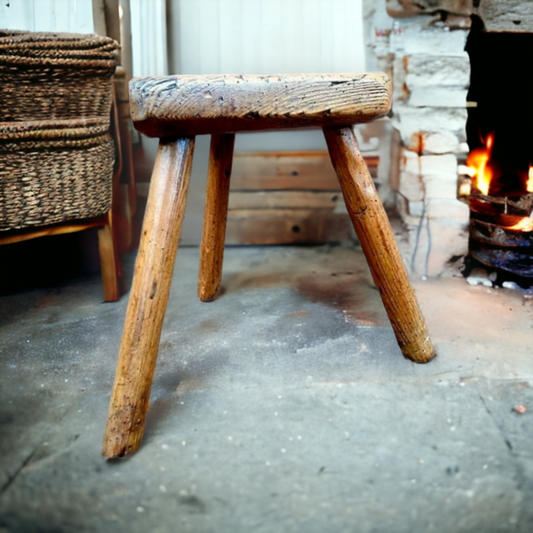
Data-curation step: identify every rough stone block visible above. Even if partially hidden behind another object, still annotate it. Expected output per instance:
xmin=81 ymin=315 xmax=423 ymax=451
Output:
xmin=405 ymin=55 xmax=470 ymax=88
xmin=420 ymin=154 xmax=457 ymax=176
xmin=424 ymin=175 xmax=458 ymax=199
xmin=408 ymin=130 xmax=460 ymax=154
xmin=386 ymin=0 xmax=473 ymax=18
xmin=401 ymin=148 xmax=420 ymax=174
xmin=396 ymin=194 xmax=421 ymax=227
xmin=408 ymin=86 xmax=468 ymax=107
xmin=427 ymin=198 xmax=469 ymax=222
xmin=394 ymin=106 xmax=468 ymax=146
xmin=408 ymin=218 xmax=468 ymax=277
xmin=478 ymin=0 xmax=533 ymax=33
xmin=400 ymin=171 xmax=424 ymax=201
xmin=392 ymin=55 xmax=408 ymax=105
xmin=389 ymin=21 xmax=468 ymax=56
xmin=409 ymin=201 xmax=425 ymax=217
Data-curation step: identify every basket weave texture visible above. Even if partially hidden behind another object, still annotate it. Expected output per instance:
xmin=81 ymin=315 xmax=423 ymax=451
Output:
xmin=0 ymin=31 xmax=119 ymax=231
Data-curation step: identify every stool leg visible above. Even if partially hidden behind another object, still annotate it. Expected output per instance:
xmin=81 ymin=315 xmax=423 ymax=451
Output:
xmin=323 ymin=126 xmax=435 ymax=364
xmin=102 ymin=137 xmax=195 ymax=458
xmin=198 ymin=133 xmax=235 ymax=302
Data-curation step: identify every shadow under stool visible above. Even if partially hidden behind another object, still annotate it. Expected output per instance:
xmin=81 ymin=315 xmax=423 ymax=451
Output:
xmin=102 ymin=73 xmax=436 ymax=458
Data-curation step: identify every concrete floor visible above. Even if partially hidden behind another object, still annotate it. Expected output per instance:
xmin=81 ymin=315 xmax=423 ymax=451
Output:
xmin=0 ymin=244 xmax=532 ymax=533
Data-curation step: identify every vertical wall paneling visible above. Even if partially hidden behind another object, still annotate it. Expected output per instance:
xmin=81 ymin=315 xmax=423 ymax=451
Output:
xmin=199 ymin=0 xmax=220 ymax=73
xmin=170 ymin=0 xmax=366 ymax=75
xmin=261 ymin=0 xmax=283 ymax=73
xmin=219 ymin=0 xmax=243 ymax=74
xmin=319 ymin=0 xmax=334 ymax=73
xmin=279 ymin=1 xmax=299 ymax=74
xmin=130 ymin=0 xmax=168 ymax=77
xmin=241 ymin=0 xmax=263 ymax=74
xmin=301 ymin=0 xmax=321 ymax=73
xmin=0 ymin=0 xmax=93 ymax=33
xmin=177 ymin=0 xmax=200 ymax=74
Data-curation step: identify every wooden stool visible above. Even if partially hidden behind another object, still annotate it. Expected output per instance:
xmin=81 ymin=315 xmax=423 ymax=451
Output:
xmin=102 ymin=74 xmax=436 ymax=458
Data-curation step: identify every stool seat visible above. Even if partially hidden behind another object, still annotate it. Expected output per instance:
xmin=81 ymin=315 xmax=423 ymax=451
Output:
xmin=130 ymin=73 xmax=391 ymax=137
xmin=102 ymin=73 xmax=436 ymax=458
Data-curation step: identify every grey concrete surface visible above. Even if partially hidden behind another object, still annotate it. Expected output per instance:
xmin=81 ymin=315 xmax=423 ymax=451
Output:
xmin=0 ymin=245 xmax=532 ymax=533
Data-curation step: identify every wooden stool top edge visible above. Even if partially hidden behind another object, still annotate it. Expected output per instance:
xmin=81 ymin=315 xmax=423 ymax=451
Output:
xmin=129 ymin=73 xmax=391 ymax=138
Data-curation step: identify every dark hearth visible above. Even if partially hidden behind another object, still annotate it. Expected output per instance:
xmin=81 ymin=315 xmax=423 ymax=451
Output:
xmin=465 ymin=17 xmax=533 ymax=280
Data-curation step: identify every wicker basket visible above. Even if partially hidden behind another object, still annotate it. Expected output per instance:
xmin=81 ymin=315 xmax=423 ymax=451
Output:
xmin=0 ymin=31 xmax=119 ymax=230
xmin=0 ymin=30 xmax=119 ymax=121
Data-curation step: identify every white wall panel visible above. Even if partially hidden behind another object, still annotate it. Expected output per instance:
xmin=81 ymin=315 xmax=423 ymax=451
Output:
xmin=130 ymin=0 xmax=168 ymax=76
xmin=169 ymin=0 xmax=366 ymax=75
xmin=241 ymin=0 xmax=263 ymax=73
xmin=0 ymin=0 xmax=93 ymax=33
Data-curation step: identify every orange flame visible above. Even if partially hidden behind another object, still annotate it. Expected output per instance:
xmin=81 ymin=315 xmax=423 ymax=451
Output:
xmin=507 ymin=216 xmax=533 ymax=232
xmin=527 ymin=166 xmax=533 ymax=193
xmin=466 ymin=133 xmax=494 ymax=196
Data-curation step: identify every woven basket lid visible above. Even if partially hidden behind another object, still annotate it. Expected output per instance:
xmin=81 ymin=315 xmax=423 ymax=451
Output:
xmin=0 ymin=31 xmax=119 ymax=70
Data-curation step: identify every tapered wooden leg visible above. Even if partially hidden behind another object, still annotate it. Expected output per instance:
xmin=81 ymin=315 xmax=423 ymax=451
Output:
xmin=198 ymin=133 xmax=235 ymax=302
xmin=323 ymin=126 xmax=435 ymax=364
xmin=102 ymin=137 xmax=195 ymax=458
xmin=98 ymin=211 xmax=121 ymax=302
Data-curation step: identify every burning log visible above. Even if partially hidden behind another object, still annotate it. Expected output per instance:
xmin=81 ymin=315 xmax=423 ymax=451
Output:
xmin=465 ymin=126 xmax=533 ymax=280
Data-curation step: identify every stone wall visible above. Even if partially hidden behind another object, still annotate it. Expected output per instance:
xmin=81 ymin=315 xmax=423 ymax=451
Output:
xmin=366 ymin=1 xmax=471 ymax=278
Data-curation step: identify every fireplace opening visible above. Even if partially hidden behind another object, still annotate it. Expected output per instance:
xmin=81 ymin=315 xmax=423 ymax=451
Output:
xmin=464 ymin=16 xmax=533 ymax=285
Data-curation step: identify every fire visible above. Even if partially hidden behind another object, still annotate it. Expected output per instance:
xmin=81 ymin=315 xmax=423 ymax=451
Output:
xmin=467 ymin=132 xmax=533 ymax=232
xmin=508 ymin=215 xmax=533 ymax=232
xmin=466 ymin=133 xmax=494 ymax=196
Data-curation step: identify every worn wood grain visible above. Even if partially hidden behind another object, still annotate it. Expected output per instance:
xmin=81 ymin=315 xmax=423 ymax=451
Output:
xmin=198 ymin=133 xmax=235 ymax=302
xmin=130 ymin=74 xmax=391 ymax=138
xmin=230 ymin=151 xmax=378 ymax=191
xmin=0 ymin=215 xmax=107 ymax=245
xmin=97 ymin=211 xmax=120 ymax=302
xmin=102 ymin=137 xmax=195 ymax=458
xmin=228 ymin=190 xmax=342 ymax=210
xmin=323 ymin=126 xmax=435 ymax=364
xmin=226 ymin=208 xmax=351 ymax=245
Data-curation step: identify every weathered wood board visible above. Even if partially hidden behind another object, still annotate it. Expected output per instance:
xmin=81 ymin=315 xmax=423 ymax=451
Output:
xmin=230 ymin=151 xmax=378 ymax=191
xmin=228 ymin=190 xmax=342 ymax=210
xmin=225 ymin=151 xmax=377 ymax=244
xmin=129 ymin=74 xmax=391 ymax=138
xmin=225 ymin=208 xmax=352 ymax=245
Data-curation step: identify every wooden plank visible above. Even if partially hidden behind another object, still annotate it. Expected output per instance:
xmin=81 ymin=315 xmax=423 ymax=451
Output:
xmin=230 ymin=151 xmax=378 ymax=190
xmin=0 ymin=215 xmax=107 ymax=246
xmin=130 ymin=74 xmax=391 ymax=138
xmin=225 ymin=208 xmax=351 ymax=245
xmin=228 ymin=190 xmax=342 ymax=210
